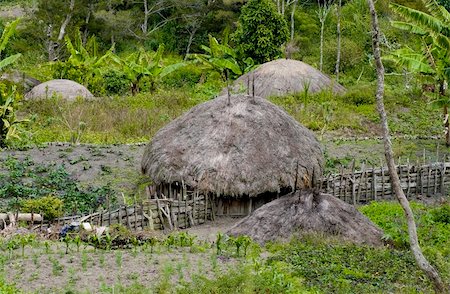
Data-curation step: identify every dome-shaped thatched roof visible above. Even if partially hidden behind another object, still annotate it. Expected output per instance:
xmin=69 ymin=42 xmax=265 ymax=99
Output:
xmin=224 ymin=59 xmax=346 ymax=98
xmin=227 ymin=190 xmax=384 ymax=246
xmin=25 ymin=79 xmax=94 ymax=101
xmin=141 ymin=94 xmax=324 ymax=197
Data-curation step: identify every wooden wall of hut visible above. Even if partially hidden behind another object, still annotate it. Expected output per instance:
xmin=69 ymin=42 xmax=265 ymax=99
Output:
xmin=215 ymin=193 xmax=280 ymax=216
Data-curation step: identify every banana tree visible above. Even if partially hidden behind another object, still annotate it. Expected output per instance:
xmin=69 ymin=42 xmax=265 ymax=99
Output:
xmin=388 ymin=0 xmax=450 ymax=146
xmin=54 ymin=31 xmax=115 ymax=86
xmin=0 ymin=19 xmax=22 ymax=72
xmin=0 ymin=85 xmax=28 ymax=148
xmin=190 ymin=35 xmax=254 ymax=103
xmin=110 ymin=44 xmax=186 ymax=95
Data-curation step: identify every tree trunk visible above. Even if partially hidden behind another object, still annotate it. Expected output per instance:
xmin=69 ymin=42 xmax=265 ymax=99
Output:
xmin=46 ymin=24 xmax=56 ymax=61
xmin=367 ymin=0 xmax=447 ymax=292
xmin=83 ymin=3 xmax=93 ymax=46
xmin=184 ymin=26 xmax=198 ymax=60
xmin=319 ymin=19 xmax=325 ymax=72
xmin=439 ymin=81 xmax=450 ymax=147
xmin=57 ymin=0 xmax=75 ymax=41
xmin=290 ymin=1 xmax=297 ymax=40
xmin=335 ymin=0 xmax=341 ymax=81
xmin=142 ymin=0 xmax=149 ymax=34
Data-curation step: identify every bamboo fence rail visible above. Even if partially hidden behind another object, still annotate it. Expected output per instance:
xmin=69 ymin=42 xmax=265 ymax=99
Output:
xmin=320 ymin=162 xmax=450 ymax=204
xmin=54 ymin=194 xmax=213 ymax=231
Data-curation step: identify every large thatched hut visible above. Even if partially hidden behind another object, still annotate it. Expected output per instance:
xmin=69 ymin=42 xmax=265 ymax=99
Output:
xmin=25 ymin=79 xmax=93 ymax=101
xmin=141 ymin=94 xmax=323 ymax=223
xmin=224 ymin=59 xmax=346 ymax=98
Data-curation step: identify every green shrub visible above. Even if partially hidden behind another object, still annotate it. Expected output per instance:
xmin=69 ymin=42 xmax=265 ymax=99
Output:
xmin=0 ymin=278 xmax=21 ymax=294
xmin=161 ymin=64 xmax=202 ymax=88
xmin=360 ymin=201 xmax=450 ymax=248
xmin=340 ymin=83 xmax=376 ymax=106
xmin=430 ymin=204 xmax=450 ymax=224
xmin=103 ymin=69 xmax=130 ymax=95
xmin=268 ymin=236 xmax=439 ymax=293
xmin=20 ymin=195 xmax=63 ymax=220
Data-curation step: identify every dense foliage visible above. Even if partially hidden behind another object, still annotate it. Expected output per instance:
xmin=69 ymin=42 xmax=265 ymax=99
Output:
xmin=233 ymin=0 xmax=289 ymax=63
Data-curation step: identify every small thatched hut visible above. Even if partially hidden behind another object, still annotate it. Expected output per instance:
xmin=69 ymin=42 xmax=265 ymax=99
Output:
xmin=224 ymin=59 xmax=346 ymax=98
xmin=25 ymin=79 xmax=94 ymax=101
xmin=141 ymin=94 xmax=323 ymax=221
xmin=227 ymin=190 xmax=384 ymax=246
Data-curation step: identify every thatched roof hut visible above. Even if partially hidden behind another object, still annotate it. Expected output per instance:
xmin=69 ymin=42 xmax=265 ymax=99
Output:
xmin=141 ymin=94 xmax=323 ymax=217
xmin=224 ymin=59 xmax=346 ymax=98
xmin=25 ymin=79 xmax=94 ymax=101
xmin=227 ymin=190 xmax=384 ymax=246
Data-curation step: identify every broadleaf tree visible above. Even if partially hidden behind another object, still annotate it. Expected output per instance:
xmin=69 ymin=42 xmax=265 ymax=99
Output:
xmin=233 ymin=0 xmax=289 ymax=64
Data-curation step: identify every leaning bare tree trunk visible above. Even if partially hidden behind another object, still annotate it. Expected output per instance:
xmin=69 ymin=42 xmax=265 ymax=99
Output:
xmin=184 ymin=26 xmax=198 ymax=60
xmin=367 ymin=0 xmax=446 ymax=292
xmin=335 ymin=0 xmax=341 ymax=81
xmin=48 ymin=0 xmax=75 ymax=61
xmin=57 ymin=0 xmax=75 ymax=41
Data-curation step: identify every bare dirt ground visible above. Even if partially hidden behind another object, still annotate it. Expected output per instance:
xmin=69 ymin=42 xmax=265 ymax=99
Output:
xmin=4 ymin=243 xmax=239 ymax=293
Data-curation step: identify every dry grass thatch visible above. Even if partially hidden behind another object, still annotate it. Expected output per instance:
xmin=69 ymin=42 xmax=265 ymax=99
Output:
xmin=141 ymin=94 xmax=324 ymax=197
xmin=25 ymin=79 xmax=94 ymax=101
xmin=224 ymin=59 xmax=346 ymax=98
xmin=227 ymin=190 xmax=384 ymax=246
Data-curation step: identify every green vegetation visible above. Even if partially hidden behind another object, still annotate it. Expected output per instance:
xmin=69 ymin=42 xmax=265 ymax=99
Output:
xmin=233 ymin=0 xmax=289 ymax=63
xmin=0 ymin=156 xmax=116 ymax=215
xmin=1 ymin=0 xmax=450 ymax=292
xmin=0 ymin=201 xmax=448 ymax=293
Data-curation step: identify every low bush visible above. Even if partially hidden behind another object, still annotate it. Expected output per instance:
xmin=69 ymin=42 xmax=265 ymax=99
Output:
xmin=20 ymin=195 xmax=63 ymax=220
xmin=340 ymin=83 xmax=376 ymax=106
xmin=359 ymin=201 xmax=450 ymax=248
xmin=103 ymin=70 xmax=130 ymax=95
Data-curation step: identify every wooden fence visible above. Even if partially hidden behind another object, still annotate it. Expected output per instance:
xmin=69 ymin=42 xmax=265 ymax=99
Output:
xmin=50 ymin=161 xmax=450 ymax=232
xmin=320 ymin=162 xmax=450 ymax=204
xmin=55 ymin=193 xmax=214 ymax=231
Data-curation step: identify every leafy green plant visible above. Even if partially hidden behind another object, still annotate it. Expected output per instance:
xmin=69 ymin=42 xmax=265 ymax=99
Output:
xmin=20 ymin=195 xmax=63 ymax=220
xmin=146 ymin=236 xmax=159 ymax=254
xmin=0 ymin=157 xmax=116 ymax=214
xmin=164 ymin=234 xmax=176 ymax=251
xmin=0 ymin=19 xmax=21 ymax=72
xmin=430 ymin=203 xmax=450 ymax=224
xmin=17 ymin=234 xmax=35 ymax=258
xmin=0 ymin=84 xmax=30 ymax=148
xmin=110 ymin=45 xmax=185 ymax=95
xmin=388 ymin=0 xmax=450 ymax=146
xmin=53 ymin=31 xmax=115 ymax=95
xmin=190 ymin=35 xmax=254 ymax=87
xmin=6 ymin=237 xmax=18 ymax=259
xmin=215 ymin=232 xmax=225 ymax=255
xmin=233 ymin=0 xmax=289 ymax=63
